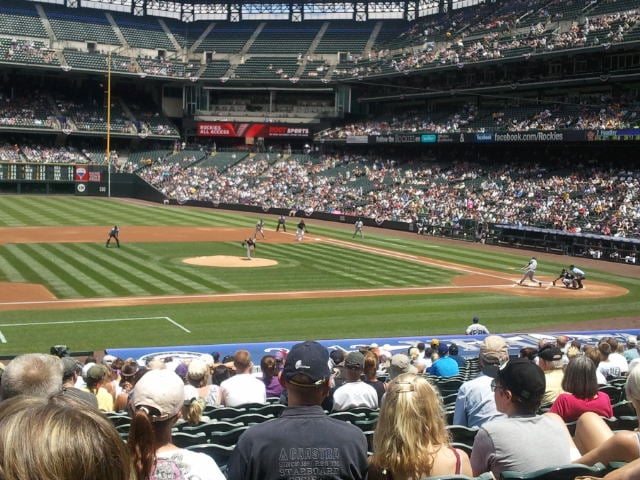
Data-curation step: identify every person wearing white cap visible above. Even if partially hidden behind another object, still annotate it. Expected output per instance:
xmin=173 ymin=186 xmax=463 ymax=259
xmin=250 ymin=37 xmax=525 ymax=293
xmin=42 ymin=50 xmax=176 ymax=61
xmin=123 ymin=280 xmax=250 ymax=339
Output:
xmin=127 ymin=369 xmax=225 ymax=480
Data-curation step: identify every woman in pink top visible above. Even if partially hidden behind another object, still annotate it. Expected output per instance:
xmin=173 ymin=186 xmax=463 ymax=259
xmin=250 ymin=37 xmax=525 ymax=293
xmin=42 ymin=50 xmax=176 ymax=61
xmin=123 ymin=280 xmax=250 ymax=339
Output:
xmin=549 ymin=355 xmax=613 ymax=423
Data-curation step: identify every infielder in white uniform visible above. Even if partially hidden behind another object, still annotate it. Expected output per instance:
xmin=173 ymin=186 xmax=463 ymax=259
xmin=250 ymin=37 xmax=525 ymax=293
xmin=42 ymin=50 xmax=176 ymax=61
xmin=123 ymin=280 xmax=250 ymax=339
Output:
xmin=517 ymin=256 xmax=543 ymax=287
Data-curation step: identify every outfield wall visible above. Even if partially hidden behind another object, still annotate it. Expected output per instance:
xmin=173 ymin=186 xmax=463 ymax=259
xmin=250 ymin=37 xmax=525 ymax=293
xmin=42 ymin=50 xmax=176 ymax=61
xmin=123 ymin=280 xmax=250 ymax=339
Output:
xmin=108 ymin=329 xmax=640 ymax=368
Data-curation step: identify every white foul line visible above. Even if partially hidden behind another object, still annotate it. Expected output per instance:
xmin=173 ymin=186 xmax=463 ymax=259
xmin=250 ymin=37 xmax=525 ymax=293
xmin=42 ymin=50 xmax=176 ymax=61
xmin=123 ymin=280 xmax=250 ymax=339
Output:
xmin=164 ymin=317 xmax=191 ymax=333
xmin=0 ymin=316 xmax=191 ymax=333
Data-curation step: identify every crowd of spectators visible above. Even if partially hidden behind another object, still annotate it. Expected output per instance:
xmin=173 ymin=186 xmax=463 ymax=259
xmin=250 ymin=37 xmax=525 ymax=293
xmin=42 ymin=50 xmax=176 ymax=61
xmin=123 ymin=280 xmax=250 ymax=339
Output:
xmin=317 ymin=94 xmax=639 ymax=138
xmin=335 ymin=3 xmax=640 ymax=79
xmin=0 ymin=143 xmax=92 ymax=163
xmin=137 ymin=147 xmax=640 ymax=239
xmin=2 ymin=331 xmax=640 ymax=478
xmin=0 ymin=86 xmax=178 ymax=139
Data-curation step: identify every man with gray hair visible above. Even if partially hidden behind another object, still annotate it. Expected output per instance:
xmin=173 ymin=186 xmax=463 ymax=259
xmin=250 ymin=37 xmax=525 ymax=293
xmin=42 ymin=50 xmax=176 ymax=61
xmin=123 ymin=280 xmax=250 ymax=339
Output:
xmin=453 ymin=335 xmax=510 ymax=428
xmin=1 ymin=353 xmax=64 ymax=400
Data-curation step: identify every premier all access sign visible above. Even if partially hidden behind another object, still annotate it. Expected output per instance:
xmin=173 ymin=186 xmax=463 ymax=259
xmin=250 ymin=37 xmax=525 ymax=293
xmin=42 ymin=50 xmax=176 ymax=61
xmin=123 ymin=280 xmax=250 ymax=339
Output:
xmin=197 ymin=122 xmax=310 ymax=138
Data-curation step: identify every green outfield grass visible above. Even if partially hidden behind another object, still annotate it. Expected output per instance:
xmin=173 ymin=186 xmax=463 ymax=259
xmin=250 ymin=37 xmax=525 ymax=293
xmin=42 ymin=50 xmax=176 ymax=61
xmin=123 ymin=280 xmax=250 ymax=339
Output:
xmin=0 ymin=196 xmax=638 ymax=355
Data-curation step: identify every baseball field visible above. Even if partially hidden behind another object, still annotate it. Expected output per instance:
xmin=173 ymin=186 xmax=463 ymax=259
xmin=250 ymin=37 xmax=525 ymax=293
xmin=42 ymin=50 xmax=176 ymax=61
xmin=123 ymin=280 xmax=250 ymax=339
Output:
xmin=0 ymin=196 xmax=638 ymax=356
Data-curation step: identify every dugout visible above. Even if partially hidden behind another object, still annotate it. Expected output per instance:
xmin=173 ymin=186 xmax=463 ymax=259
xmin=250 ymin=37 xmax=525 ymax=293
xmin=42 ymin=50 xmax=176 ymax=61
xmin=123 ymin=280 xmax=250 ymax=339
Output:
xmin=492 ymin=224 xmax=640 ymax=262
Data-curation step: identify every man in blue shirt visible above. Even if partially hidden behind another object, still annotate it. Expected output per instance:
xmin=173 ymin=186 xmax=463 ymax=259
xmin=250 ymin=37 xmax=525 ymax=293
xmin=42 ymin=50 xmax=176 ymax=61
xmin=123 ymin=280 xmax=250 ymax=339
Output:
xmin=429 ymin=344 xmax=460 ymax=377
xmin=453 ymin=335 xmax=509 ymax=428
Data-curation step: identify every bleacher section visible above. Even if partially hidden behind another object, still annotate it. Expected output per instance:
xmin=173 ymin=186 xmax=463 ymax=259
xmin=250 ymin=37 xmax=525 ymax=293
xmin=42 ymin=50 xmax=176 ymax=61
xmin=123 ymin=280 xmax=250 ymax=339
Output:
xmin=200 ymin=60 xmax=232 ymax=79
xmin=43 ymin=4 xmax=121 ymax=46
xmin=112 ymin=14 xmax=176 ymax=52
xmin=0 ymin=38 xmax=59 ymax=67
xmin=0 ymin=0 xmax=47 ymax=39
xmin=233 ymin=57 xmax=300 ymax=80
xmin=0 ymin=0 xmax=638 ymax=88
xmin=248 ymin=22 xmax=319 ymax=54
xmin=194 ymin=22 xmax=260 ymax=54
xmin=61 ymin=50 xmax=134 ymax=74
xmin=314 ymin=21 xmax=377 ymax=55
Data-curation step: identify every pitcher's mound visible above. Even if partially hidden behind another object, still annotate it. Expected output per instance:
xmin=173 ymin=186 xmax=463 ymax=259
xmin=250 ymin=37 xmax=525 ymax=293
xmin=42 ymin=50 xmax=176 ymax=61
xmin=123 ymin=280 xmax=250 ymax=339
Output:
xmin=183 ymin=255 xmax=278 ymax=268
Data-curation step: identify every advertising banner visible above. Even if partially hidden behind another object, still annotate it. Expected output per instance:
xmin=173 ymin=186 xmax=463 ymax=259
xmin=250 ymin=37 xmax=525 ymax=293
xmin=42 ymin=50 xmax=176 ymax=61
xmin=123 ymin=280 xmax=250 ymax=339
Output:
xmin=197 ymin=122 xmax=310 ymax=138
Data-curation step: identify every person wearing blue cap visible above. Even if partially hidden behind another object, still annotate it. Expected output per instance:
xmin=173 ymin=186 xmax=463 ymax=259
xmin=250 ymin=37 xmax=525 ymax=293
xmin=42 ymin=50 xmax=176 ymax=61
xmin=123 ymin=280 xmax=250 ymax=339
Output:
xmin=227 ymin=341 xmax=368 ymax=480
xmin=429 ymin=343 xmax=460 ymax=377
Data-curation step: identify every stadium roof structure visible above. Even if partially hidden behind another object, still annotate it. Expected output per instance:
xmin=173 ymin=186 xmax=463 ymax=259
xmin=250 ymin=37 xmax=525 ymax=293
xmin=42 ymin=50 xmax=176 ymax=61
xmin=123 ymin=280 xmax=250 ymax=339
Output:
xmin=32 ymin=0 xmax=454 ymax=22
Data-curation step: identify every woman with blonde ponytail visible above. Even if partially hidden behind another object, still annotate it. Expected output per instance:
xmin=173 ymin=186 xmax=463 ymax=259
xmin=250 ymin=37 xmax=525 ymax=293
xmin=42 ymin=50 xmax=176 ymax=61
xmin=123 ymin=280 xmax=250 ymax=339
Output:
xmin=368 ymin=373 xmax=472 ymax=479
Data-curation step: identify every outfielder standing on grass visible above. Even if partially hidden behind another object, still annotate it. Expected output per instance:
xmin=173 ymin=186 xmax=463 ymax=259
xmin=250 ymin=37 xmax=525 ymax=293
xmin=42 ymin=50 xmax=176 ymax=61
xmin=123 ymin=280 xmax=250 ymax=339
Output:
xmin=105 ymin=225 xmax=120 ymax=248
xmin=517 ymin=256 xmax=542 ymax=287
xmin=353 ymin=218 xmax=364 ymax=239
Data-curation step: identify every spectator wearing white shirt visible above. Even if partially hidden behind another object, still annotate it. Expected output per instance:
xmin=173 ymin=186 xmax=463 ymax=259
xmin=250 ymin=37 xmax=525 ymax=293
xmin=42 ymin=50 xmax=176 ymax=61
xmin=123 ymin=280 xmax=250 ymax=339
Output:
xmin=332 ymin=351 xmax=378 ymax=411
xmin=220 ymin=350 xmax=267 ymax=407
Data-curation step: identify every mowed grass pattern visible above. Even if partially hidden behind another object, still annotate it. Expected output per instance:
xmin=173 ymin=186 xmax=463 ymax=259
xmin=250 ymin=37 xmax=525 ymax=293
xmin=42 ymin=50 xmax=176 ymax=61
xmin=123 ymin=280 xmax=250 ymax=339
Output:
xmin=0 ymin=241 xmax=456 ymax=298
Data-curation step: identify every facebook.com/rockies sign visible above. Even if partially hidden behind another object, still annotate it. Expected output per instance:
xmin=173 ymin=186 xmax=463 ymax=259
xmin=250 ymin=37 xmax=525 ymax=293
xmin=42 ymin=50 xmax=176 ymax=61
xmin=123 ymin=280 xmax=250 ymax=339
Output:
xmin=335 ymin=129 xmax=640 ymax=145
xmin=75 ymin=165 xmax=108 ymax=196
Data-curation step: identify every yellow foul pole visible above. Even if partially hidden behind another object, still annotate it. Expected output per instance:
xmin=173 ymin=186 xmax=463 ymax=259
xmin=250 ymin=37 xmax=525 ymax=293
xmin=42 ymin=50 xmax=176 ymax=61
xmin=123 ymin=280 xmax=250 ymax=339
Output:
xmin=106 ymin=51 xmax=112 ymax=197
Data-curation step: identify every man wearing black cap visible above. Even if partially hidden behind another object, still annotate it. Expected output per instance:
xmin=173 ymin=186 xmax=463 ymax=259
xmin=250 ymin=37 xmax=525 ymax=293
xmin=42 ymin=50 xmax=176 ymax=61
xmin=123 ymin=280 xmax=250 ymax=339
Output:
xmin=538 ymin=344 xmax=565 ymax=404
xmin=466 ymin=316 xmax=490 ymax=335
xmin=470 ymin=358 xmax=576 ymax=477
xmin=227 ymin=341 xmax=368 ymax=480
xmin=61 ymin=357 xmax=98 ymax=408
xmin=332 ymin=351 xmax=378 ymax=411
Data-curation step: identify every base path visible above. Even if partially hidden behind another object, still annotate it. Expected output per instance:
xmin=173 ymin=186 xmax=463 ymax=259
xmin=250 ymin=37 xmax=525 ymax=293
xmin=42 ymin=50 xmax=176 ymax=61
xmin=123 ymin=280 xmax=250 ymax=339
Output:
xmin=0 ymin=226 xmax=629 ymax=312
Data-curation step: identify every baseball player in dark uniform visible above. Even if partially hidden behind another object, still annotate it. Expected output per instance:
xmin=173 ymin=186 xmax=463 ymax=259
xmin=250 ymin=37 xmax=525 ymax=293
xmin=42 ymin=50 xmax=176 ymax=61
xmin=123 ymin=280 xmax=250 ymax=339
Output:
xmin=242 ymin=237 xmax=256 ymax=259
xmin=106 ymin=225 xmax=120 ymax=248
xmin=296 ymin=219 xmax=307 ymax=241
xmin=552 ymin=268 xmax=577 ymax=288
xmin=276 ymin=215 xmax=287 ymax=232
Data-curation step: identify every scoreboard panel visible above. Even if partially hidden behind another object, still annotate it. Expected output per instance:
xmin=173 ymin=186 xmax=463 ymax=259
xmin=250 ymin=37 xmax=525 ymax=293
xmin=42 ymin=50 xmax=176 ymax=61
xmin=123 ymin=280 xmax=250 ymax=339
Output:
xmin=0 ymin=164 xmax=76 ymax=182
